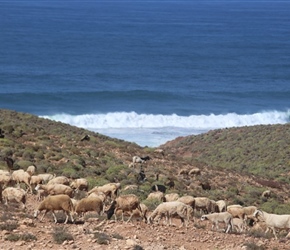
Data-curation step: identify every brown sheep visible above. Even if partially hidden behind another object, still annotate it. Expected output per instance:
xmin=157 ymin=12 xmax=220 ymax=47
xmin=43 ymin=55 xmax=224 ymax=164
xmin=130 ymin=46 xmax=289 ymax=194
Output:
xmin=34 ymin=194 xmax=75 ymax=224
xmin=75 ymin=197 xmax=103 ymax=218
xmin=107 ymin=194 xmax=141 ymax=222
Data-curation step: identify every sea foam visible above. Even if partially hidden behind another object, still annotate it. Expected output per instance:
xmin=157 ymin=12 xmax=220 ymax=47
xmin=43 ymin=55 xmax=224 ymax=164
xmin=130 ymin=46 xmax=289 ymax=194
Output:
xmin=41 ymin=110 xmax=289 ymax=147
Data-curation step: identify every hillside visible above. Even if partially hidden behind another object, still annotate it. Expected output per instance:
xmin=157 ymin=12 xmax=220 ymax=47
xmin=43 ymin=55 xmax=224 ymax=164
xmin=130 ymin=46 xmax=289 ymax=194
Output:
xmin=1 ymin=109 xmax=290 ymax=249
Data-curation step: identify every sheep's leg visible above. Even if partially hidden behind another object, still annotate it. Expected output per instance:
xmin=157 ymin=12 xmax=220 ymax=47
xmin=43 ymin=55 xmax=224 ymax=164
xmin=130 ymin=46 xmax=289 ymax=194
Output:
xmin=40 ymin=210 xmax=48 ymax=221
xmin=225 ymin=223 xmax=231 ymax=233
xmin=64 ymin=212 xmax=69 ymax=224
xmin=126 ymin=213 xmax=134 ymax=223
xmin=52 ymin=211 xmax=58 ymax=223
xmin=271 ymin=227 xmax=278 ymax=240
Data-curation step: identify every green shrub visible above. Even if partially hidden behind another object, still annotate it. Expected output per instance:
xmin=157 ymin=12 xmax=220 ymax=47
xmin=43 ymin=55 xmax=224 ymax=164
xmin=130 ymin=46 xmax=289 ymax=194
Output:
xmin=52 ymin=226 xmax=74 ymax=244
xmin=94 ymin=232 xmax=110 ymax=245
xmin=0 ymin=222 xmax=18 ymax=231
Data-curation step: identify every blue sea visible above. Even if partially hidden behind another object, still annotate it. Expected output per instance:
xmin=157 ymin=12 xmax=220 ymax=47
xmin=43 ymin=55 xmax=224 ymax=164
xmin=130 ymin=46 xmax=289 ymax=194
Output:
xmin=1 ymin=1 xmax=290 ymax=147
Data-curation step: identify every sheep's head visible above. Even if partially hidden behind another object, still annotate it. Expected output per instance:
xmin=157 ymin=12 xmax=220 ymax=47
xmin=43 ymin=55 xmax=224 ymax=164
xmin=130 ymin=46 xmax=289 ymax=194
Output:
xmin=200 ymin=215 xmax=208 ymax=221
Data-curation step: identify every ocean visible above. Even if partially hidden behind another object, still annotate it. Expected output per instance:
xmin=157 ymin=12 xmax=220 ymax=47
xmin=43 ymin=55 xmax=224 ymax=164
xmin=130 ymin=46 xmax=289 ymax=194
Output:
xmin=1 ymin=0 xmax=290 ymax=147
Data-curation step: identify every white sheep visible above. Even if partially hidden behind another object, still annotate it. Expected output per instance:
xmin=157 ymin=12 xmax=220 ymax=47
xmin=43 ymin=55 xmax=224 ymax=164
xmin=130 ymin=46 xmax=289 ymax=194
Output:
xmin=165 ymin=193 xmax=180 ymax=202
xmin=233 ymin=218 xmax=248 ymax=233
xmin=47 ymin=176 xmax=70 ymax=185
xmin=70 ymin=178 xmax=88 ymax=191
xmin=75 ymin=196 xmax=103 ymax=218
xmin=194 ymin=197 xmax=211 ymax=214
xmin=177 ymin=195 xmax=195 ymax=209
xmin=11 ymin=169 xmax=32 ymax=193
xmin=201 ymin=212 xmax=234 ymax=233
xmin=178 ymin=168 xmax=189 ymax=176
xmin=2 ymin=187 xmax=27 ymax=210
xmin=37 ymin=173 xmax=55 ymax=183
xmin=216 ymin=200 xmax=227 ymax=212
xmin=208 ymin=199 xmax=220 ymax=213
xmin=261 ymin=190 xmax=271 ymax=199
xmin=36 ymin=189 xmax=49 ymax=201
xmin=35 ymin=184 xmax=74 ymax=198
xmin=188 ymin=168 xmax=201 ymax=176
xmin=146 ymin=191 xmax=165 ymax=202
xmin=0 ymin=171 xmax=12 ymax=188
xmin=154 ymin=148 xmax=164 ymax=156
xmin=30 ymin=175 xmax=43 ymax=188
xmin=227 ymin=206 xmax=246 ymax=220
xmin=88 ymin=191 xmax=106 ymax=202
xmin=26 ymin=165 xmax=36 ymax=176
xmin=34 ymin=194 xmax=75 ymax=224
xmin=123 ymin=184 xmax=138 ymax=191
xmin=227 ymin=205 xmax=257 ymax=221
xmin=88 ymin=182 xmax=121 ymax=200
xmin=106 ymin=194 xmax=141 ymax=222
xmin=132 ymin=156 xmax=145 ymax=164
xmin=253 ymin=209 xmax=290 ymax=239
xmin=148 ymin=201 xmax=194 ymax=227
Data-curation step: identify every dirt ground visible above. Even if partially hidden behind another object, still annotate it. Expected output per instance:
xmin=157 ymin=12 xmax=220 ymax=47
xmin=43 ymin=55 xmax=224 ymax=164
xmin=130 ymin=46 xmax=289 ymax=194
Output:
xmin=1 ymin=194 xmax=290 ymax=250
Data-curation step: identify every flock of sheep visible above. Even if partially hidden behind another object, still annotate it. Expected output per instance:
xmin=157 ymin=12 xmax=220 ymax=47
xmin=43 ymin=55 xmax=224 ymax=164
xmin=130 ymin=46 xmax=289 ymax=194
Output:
xmin=0 ymin=158 xmax=290 ymax=240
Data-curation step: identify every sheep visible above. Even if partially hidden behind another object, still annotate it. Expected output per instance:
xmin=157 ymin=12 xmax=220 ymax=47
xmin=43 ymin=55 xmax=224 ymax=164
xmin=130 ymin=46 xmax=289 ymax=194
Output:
xmin=165 ymin=193 xmax=180 ymax=202
xmin=199 ymin=181 xmax=211 ymax=190
xmin=37 ymin=173 xmax=55 ymax=183
xmin=216 ymin=200 xmax=227 ymax=213
xmin=227 ymin=204 xmax=243 ymax=209
xmin=201 ymin=212 xmax=234 ymax=233
xmin=154 ymin=148 xmax=164 ymax=156
xmin=243 ymin=206 xmax=258 ymax=220
xmin=146 ymin=191 xmax=165 ymax=202
xmin=208 ymin=200 xmax=219 ymax=213
xmin=26 ymin=165 xmax=36 ymax=176
xmin=106 ymin=194 xmax=141 ymax=222
xmin=70 ymin=178 xmax=88 ymax=191
xmin=88 ymin=182 xmax=121 ymax=200
xmin=123 ymin=184 xmax=138 ymax=191
xmin=140 ymin=156 xmax=150 ymax=161
xmin=36 ymin=189 xmax=49 ymax=201
xmin=0 ymin=171 xmax=12 ymax=187
xmin=35 ymin=184 xmax=74 ymax=198
xmin=34 ymin=194 xmax=75 ymax=224
xmin=1 ymin=187 xmax=26 ymax=210
xmin=253 ymin=209 xmax=290 ymax=239
xmin=178 ymin=168 xmax=189 ymax=176
xmin=177 ymin=195 xmax=195 ymax=209
xmin=261 ymin=190 xmax=271 ymax=199
xmin=115 ymin=203 xmax=148 ymax=223
xmin=75 ymin=197 xmax=103 ymax=218
xmin=148 ymin=201 xmax=194 ymax=227
xmin=188 ymin=168 xmax=201 ymax=177
xmin=11 ymin=169 xmax=32 ymax=193
xmin=132 ymin=156 xmax=145 ymax=164
xmin=47 ymin=176 xmax=70 ymax=185
xmin=88 ymin=191 xmax=106 ymax=202
xmin=151 ymin=184 xmax=166 ymax=193
xmin=30 ymin=175 xmax=43 ymax=189
xmin=233 ymin=218 xmax=248 ymax=233
xmin=194 ymin=197 xmax=211 ymax=214
xmin=3 ymin=157 xmax=14 ymax=171
xmin=227 ymin=205 xmax=257 ymax=221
